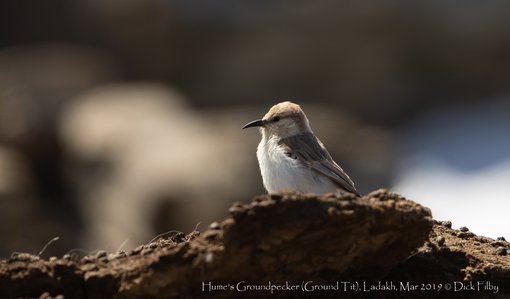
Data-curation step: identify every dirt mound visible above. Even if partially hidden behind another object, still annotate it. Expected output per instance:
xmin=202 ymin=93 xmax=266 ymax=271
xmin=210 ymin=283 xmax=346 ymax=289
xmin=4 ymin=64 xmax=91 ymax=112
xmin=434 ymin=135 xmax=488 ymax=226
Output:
xmin=1 ymin=189 xmax=508 ymax=298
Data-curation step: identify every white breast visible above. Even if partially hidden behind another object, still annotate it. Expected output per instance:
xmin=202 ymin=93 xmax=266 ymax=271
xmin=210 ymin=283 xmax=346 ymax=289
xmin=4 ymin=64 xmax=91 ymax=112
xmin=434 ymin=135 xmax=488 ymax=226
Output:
xmin=256 ymin=136 xmax=338 ymax=194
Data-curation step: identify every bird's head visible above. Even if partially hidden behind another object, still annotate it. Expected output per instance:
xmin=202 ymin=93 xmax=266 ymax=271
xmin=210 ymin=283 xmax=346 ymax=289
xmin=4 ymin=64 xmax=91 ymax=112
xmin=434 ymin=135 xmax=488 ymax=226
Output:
xmin=242 ymin=101 xmax=311 ymax=138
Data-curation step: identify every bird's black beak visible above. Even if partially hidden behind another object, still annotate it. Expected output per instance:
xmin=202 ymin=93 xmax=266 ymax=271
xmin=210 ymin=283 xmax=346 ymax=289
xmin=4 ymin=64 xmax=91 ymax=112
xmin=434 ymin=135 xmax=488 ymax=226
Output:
xmin=242 ymin=119 xmax=265 ymax=129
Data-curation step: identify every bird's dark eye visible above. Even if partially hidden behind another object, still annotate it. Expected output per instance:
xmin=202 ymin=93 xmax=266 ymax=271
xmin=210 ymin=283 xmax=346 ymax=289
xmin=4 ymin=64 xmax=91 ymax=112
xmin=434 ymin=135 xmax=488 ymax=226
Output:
xmin=273 ymin=116 xmax=280 ymax=122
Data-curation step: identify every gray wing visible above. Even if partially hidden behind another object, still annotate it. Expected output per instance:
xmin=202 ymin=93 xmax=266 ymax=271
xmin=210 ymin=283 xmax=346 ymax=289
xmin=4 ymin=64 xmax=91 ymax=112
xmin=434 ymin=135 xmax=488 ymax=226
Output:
xmin=279 ymin=133 xmax=360 ymax=196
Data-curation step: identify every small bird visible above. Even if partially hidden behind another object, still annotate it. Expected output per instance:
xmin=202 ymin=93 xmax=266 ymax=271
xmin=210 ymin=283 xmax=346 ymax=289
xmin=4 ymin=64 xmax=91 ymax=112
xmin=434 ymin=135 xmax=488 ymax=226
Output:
xmin=242 ymin=101 xmax=360 ymax=196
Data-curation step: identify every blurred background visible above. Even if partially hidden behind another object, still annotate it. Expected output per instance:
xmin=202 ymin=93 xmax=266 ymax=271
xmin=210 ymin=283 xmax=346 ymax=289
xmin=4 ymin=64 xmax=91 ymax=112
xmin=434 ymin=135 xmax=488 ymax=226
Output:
xmin=0 ymin=0 xmax=509 ymax=258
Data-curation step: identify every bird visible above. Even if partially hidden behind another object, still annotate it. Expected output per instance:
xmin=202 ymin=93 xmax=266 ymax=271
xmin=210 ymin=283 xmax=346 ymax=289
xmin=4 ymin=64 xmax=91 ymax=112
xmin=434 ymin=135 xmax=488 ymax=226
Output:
xmin=242 ymin=101 xmax=360 ymax=196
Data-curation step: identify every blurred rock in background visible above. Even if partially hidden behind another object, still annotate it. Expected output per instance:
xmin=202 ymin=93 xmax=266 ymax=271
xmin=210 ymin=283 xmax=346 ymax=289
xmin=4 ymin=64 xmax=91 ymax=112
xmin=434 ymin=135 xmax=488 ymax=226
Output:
xmin=0 ymin=44 xmax=118 ymax=256
xmin=60 ymin=84 xmax=260 ymax=250
xmin=0 ymin=0 xmax=509 ymax=256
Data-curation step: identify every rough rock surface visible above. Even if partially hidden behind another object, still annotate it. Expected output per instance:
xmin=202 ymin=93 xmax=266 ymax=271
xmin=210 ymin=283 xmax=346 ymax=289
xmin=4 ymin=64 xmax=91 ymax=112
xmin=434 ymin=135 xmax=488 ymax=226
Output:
xmin=0 ymin=189 xmax=507 ymax=298
xmin=385 ymin=222 xmax=510 ymax=298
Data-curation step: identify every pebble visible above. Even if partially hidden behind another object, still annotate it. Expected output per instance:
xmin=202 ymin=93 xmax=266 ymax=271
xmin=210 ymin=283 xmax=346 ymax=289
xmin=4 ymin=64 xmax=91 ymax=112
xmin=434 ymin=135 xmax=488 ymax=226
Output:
xmin=459 ymin=226 xmax=469 ymax=232
xmin=497 ymin=237 xmax=506 ymax=242
xmin=231 ymin=201 xmax=244 ymax=208
xmin=441 ymin=221 xmax=452 ymax=228
xmin=204 ymin=252 xmax=214 ymax=263
xmin=457 ymin=232 xmax=474 ymax=239
xmin=496 ymin=247 xmax=507 ymax=256
xmin=209 ymin=222 xmax=221 ymax=230
xmin=39 ymin=292 xmax=50 ymax=299
xmin=40 ymin=292 xmax=64 ymax=299
xmin=141 ymin=247 xmax=154 ymax=255
xmin=436 ymin=236 xmax=445 ymax=246
xmin=132 ymin=245 xmax=143 ymax=254
xmin=108 ymin=251 xmax=127 ymax=260
xmin=228 ymin=206 xmax=244 ymax=217
xmin=491 ymin=241 xmax=505 ymax=247
xmin=95 ymin=250 xmax=107 ymax=259
xmin=12 ymin=253 xmax=39 ymax=262
xmin=204 ymin=230 xmax=220 ymax=241
xmin=98 ymin=256 xmax=109 ymax=263
xmin=82 ymin=256 xmax=94 ymax=263
xmin=49 ymin=256 xmax=57 ymax=262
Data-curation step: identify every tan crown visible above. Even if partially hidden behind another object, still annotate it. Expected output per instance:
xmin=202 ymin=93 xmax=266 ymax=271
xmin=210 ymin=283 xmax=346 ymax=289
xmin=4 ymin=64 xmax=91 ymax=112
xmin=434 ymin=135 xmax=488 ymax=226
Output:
xmin=264 ymin=101 xmax=306 ymax=122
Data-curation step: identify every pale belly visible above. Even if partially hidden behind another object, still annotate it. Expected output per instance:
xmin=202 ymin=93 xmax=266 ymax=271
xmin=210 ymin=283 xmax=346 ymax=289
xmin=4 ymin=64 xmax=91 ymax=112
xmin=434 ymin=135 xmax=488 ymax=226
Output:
xmin=256 ymin=139 xmax=338 ymax=194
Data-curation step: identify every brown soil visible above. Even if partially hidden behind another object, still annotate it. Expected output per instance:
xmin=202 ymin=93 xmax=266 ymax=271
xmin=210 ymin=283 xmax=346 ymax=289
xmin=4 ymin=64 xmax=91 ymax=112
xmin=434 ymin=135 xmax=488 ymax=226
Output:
xmin=1 ymin=189 xmax=509 ymax=299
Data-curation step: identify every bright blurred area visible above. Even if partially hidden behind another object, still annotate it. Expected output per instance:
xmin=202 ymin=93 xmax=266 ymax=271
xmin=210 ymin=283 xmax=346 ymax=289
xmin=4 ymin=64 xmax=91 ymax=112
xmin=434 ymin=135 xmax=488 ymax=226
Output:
xmin=0 ymin=0 xmax=509 ymax=258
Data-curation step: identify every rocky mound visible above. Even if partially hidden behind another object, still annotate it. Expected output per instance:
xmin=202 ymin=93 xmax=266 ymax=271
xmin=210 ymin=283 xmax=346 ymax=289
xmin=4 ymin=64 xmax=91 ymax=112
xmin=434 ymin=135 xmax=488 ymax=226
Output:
xmin=1 ymin=189 xmax=508 ymax=299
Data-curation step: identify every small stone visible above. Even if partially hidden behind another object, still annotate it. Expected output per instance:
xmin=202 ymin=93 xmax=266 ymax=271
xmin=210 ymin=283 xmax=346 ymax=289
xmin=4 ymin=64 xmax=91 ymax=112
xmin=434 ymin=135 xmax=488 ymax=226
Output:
xmin=82 ymin=256 xmax=94 ymax=263
xmin=457 ymin=232 xmax=474 ymax=239
xmin=49 ymin=256 xmax=57 ymax=262
xmin=141 ymin=247 xmax=154 ymax=255
xmin=204 ymin=230 xmax=220 ymax=241
xmin=459 ymin=226 xmax=469 ymax=232
xmin=132 ymin=245 xmax=143 ymax=254
xmin=15 ymin=253 xmax=38 ymax=261
xmin=95 ymin=250 xmax=107 ymax=259
xmin=231 ymin=201 xmax=244 ymax=208
xmin=441 ymin=221 xmax=452 ymax=228
xmin=436 ymin=236 xmax=445 ymax=246
xmin=327 ymin=206 xmax=338 ymax=215
xmin=209 ymin=221 xmax=221 ymax=230
xmin=496 ymin=247 xmax=507 ymax=256
xmin=497 ymin=236 xmax=506 ymax=242
xmin=39 ymin=292 xmax=51 ymax=299
xmin=98 ymin=256 xmax=109 ymax=263
xmin=204 ymin=252 xmax=214 ymax=263
xmin=148 ymin=242 xmax=158 ymax=249
xmin=491 ymin=241 xmax=505 ymax=247
xmin=228 ymin=206 xmax=244 ymax=218
xmin=109 ymin=251 xmax=127 ymax=260
xmin=63 ymin=254 xmax=72 ymax=260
